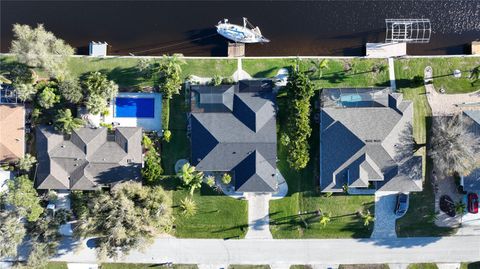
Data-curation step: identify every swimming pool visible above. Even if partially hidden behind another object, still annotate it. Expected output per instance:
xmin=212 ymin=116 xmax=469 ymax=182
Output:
xmin=115 ymin=97 xmax=155 ymax=118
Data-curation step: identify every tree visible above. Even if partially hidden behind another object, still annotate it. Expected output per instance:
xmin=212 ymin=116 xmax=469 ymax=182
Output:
xmin=0 ymin=72 xmax=12 ymax=89
xmin=158 ymin=54 xmax=185 ymax=99
xmin=221 ymin=173 xmax=232 ymax=185
xmin=136 ymin=58 xmax=155 ymax=78
xmin=37 ymin=86 xmax=60 ymax=109
xmin=179 ymin=196 xmax=197 ymax=217
xmin=75 ymin=182 xmax=173 ymax=259
xmin=85 ymin=93 xmax=108 ymax=115
xmin=177 ymin=163 xmax=204 ymax=195
xmin=311 ymin=59 xmax=329 ymax=79
xmin=10 ymin=24 xmax=74 ymax=77
xmin=206 ymin=175 xmax=215 ymax=187
xmin=163 ymin=130 xmax=171 ymax=142
xmin=284 ymin=67 xmax=315 ymax=170
xmin=430 ymin=116 xmax=480 ymax=176
xmin=5 ymin=175 xmax=44 ymax=222
xmin=142 ymin=148 xmax=163 ymax=184
xmin=58 ymin=77 xmax=83 ymax=104
xmin=360 ymin=210 xmax=375 ymax=227
xmin=17 ymin=153 xmax=37 ymax=172
xmin=455 ymin=201 xmax=466 ymax=225
xmin=469 ymin=66 xmax=479 ymax=85
xmin=319 ymin=212 xmax=331 ymax=227
xmin=83 ymin=72 xmax=118 ymax=115
xmin=23 ymin=212 xmax=65 ymax=268
xmin=54 ymin=108 xmax=85 ymax=134
xmin=15 ymin=83 xmax=37 ymax=101
xmin=83 ymin=71 xmax=118 ymax=99
xmin=0 ymin=211 xmax=26 ymax=258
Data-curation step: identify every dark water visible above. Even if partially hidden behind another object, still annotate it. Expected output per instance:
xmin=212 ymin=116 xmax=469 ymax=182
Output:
xmin=1 ymin=1 xmax=480 ymax=56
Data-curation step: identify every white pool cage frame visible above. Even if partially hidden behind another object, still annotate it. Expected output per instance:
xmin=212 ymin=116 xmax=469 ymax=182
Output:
xmin=385 ymin=19 xmax=431 ymax=43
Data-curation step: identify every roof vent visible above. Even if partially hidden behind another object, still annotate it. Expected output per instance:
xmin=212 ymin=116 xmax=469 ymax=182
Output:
xmin=232 ymin=151 xmax=236 ymax=154
xmin=127 ymin=159 xmax=132 ymax=163
xmin=61 ymin=145 xmax=66 ymax=148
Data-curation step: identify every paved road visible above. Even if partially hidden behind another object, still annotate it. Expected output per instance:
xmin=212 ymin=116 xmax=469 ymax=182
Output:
xmin=51 ymin=236 xmax=480 ymax=264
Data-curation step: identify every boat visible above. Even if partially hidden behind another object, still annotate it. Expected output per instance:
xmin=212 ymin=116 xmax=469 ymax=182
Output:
xmin=216 ymin=17 xmax=270 ymax=43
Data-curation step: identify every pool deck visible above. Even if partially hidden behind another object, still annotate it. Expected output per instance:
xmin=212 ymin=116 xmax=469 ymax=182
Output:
xmin=104 ymin=92 xmax=162 ymax=132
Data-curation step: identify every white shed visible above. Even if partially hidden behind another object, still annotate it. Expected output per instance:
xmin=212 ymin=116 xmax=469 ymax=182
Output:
xmin=89 ymin=41 xmax=108 ymax=57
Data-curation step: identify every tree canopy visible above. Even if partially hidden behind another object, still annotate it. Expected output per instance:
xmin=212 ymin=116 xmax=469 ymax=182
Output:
xmin=58 ymin=77 xmax=83 ymax=104
xmin=284 ymin=67 xmax=315 ymax=170
xmin=37 ymin=86 xmax=60 ymax=109
xmin=15 ymin=83 xmax=37 ymax=101
xmin=0 ymin=211 xmax=26 ymax=258
xmin=158 ymin=54 xmax=185 ymax=99
xmin=83 ymin=72 xmax=118 ymax=115
xmin=10 ymin=24 xmax=74 ymax=77
xmin=75 ymin=182 xmax=173 ymax=259
xmin=430 ymin=116 xmax=480 ymax=176
xmin=17 ymin=153 xmax=37 ymax=172
xmin=177 ymin=163 xmax=204 ymax=195
xmin=54 ymin=108 xmax=85 ymax=134
xmin=5 ymin=175 xmax=44 ymax=222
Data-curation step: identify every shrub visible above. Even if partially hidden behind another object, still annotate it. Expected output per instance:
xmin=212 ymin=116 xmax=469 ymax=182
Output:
xmin=163 ymin=130 xmax=172 ymax=142
xmin=221 ymin=173 xmax=232 ymax=185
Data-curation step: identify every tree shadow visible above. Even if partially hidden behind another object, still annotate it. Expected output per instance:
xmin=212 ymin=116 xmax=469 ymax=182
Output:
xmin=391 ymin=75 xmax=424 ymax=89
xmin=252 ymin=67 xmax=278 ymax=78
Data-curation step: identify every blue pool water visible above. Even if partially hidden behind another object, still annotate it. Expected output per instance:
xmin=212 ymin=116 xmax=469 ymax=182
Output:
xmin=115 ymin=97 xmax=155 ymax=118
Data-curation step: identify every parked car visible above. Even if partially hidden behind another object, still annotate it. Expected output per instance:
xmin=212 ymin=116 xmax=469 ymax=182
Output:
xmin=467 ymin=193 xmax=478 ymax=214
xmin=395 ymin=193 xmax=409 ymax=217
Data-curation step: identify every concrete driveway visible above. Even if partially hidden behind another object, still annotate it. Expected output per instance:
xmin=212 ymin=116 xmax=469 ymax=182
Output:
xmin=371 ymin=191 xmax=398 ymax=239
xmin=245 ymin=193 xmax=272 ymax=239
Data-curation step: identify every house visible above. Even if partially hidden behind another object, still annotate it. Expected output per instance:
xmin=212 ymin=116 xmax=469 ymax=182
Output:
xmin=35 ymin=126 xmax=143 ymax=190
xmin=319 ymin=88 xmax=423 ymax=193
xmin=461 ymin=110 xmax=480 ymax=192
xmin=0 ymin=104 xmax=25 ymax=163
xmin=190 ymin=80 xmax=278 ymax=193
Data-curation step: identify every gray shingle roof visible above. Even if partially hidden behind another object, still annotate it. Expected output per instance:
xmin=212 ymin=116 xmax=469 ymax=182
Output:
xmin=190 ymin=80 xmax=277 ymax=193
xmin=320 ymin=88 xmax=423 ymax=193
xmin=462 ymin=110 xmax=480 ymax=191
xmin=36 ymin=126 xmax=143 ymax=190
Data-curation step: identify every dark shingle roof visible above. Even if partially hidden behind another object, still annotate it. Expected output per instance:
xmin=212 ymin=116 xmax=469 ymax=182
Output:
xmin=36 ymin=126 xmax=143 ymax=190
xmin=462 ymin=110 xmax=480 ymax=191
xmin=320 ymin=88 xmax=423 ymax=193
xmin=191 ymin=80 xmax=277 ymax=193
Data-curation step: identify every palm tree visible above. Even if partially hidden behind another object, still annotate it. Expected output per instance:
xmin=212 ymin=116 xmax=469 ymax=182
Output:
xmin=177 ymin=163 xmax=204 ymax=195
xmin=311 ymin=59 xmax=329 ymax=79
xmin=430 ymin=116 xmax=480 ymax=176
xmin=221 ymin=173 xmax=232 ymax=185
xmin=54 ymin=109 xmax=85 ymax=134
xmin=179 ymin=197 xmax=197 ymax=217
xmin=319 ymin=212 xmax=331 ymax=227
xmin=470 ymin=66 xmax=480 ymax=85
xmin=17 ymin=153 xmax=37 ymax=172
xmin=361 ymin=210 xmax=375 ymax=227
xmin=455 ymin=201 xmax=466 ymax=226
xmin=0 ymin=72 xmax=12 ymax=89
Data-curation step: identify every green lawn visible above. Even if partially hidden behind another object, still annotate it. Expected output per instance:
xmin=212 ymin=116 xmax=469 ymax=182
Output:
xmin=43 ymin=262 xmax=68 ymax=269
xmin=229 ymin=265 xmax=270 ymax=269
xmin=0 ymin=55 xmax=237 ymax=89
xmin=407 ymin=264 xmax=438 ymax=269
xmin=269 ymin=91 xmax=374 ymax=239
xmin=394 ymin=57 xmax=480 ymax=94
xmin=242 ymin=58 xmax=390 ymax=88
xmin=339 ymin=265 xmax=389 ymax=269
xmin=101 ymin=264 xmax=197 ymax=269
xmin=394 ymin=60 xmax=455 ymax=237
xmin=461 ymin=262 xmax=480 ymax=269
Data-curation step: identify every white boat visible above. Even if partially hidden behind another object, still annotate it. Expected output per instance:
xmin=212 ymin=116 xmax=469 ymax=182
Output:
xmin=216 ymin=17 xmax=270 ymax=43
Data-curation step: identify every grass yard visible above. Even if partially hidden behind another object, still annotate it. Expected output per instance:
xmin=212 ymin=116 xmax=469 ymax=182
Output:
xmin=229 ymin=265 xmax=270 ymax=269
xmin=242 ymin=58 xmax=390 ymax=88
xmin=43 ymin=262 xmax=68 ymax=269
xmin=407 ymin=264 xmax=438 ymax=269
xmin=0 ymin=55 xmax=237 ymax=89
xmin=172 ymin=185 xmax=248 ymax=239
xmin=339 ymin=265 xmax=390 ymax=269
xmin=394 ymin=57 xmax=480 ymax=94
xmin=394 ymin=60 xmax=455 ymax=237
xmin=269 ymin=91 xmax=374 ymax=239
xmin=101 ymin=264 xmax=197 ymax=269
xmin=461 ymin=262 xmax=480 ymax=269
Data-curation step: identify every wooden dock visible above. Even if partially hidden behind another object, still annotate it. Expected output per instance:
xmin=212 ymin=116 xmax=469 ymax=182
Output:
xmin=228 ymin=42 xmax=245 ymax=57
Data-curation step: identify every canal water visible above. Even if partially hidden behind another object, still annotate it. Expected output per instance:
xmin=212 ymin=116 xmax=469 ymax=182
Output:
xmin=1 ymin=1 xmax=480 ymax=56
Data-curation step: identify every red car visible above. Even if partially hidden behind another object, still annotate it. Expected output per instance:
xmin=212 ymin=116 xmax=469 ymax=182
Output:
xmin=468 ymin=193 xmax=479 ymax=214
